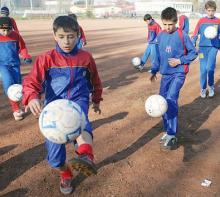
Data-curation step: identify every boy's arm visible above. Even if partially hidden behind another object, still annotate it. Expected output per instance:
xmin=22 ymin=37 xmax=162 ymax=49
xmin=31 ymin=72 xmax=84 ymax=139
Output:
xmin=180 ymin=33 xmax=198 ymax=64
xmin=80 ymin=26 xmax=86 ymax=45
xmin=191 ymin=19 xmax=201 ymax=46
xmin=11 ymin=18 xmax=19 ymax=34
xmin=150 ymin=43 xmax=160 ymax=75
xmin=17 ymin=33 xmax=32 ymax=60
xmin=22 ymin=56 xmax=47 ymax=106
xmin=88 ymin=55 xmax=103 ymax=104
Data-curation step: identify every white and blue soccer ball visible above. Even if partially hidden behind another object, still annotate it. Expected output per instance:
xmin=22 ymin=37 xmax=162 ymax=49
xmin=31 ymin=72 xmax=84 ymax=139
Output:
xmin=131 ymin=57 xmax=141 ymax=67
xmin=204 ymin=26 xmax=217 ymax=39
xmin=145 ymin=95 xmax=168 ymax=118
xmin=39 ymin=99 xmax=86 ymax=144
xmin=7 ymin=84 xmax=23 ymax=102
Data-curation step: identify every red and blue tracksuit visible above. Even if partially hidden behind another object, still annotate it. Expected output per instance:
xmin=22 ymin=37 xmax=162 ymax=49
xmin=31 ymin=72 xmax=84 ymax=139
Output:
xmin=77 ymin=26 xmax=87 ymax=49
xmin=0 ymin=30 xmax=31 ymax=112
xmin=151 ymin=28 xmax=197 ymax=136
xmin=22 ymin=44 xmax=103 ymax=168
xmin=179 ymin=15 xmax=189 ymax=34
xmin=141 ymin=19 xmax=161 ymax=67
xmin=192 ymin=16 xmax=220 ymax=90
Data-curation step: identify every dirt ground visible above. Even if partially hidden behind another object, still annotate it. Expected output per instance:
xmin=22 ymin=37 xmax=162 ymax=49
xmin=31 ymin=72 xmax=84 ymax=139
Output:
xmin=1 ymin=18 xmax=220 ymax=197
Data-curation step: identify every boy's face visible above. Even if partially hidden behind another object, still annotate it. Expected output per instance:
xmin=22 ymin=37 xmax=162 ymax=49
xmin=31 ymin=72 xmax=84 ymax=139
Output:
xmin=0 ymin=28 xmax=11 ymax=36
xmin=53 ymin=27 xmax=78 ymax=53
xmin=145 ymin=19 xmax=152 ymax=25
xmin=205 ymin=7 xmax=216 ymax=18
xmin=162 ymin=19 xmax=177 ymax=33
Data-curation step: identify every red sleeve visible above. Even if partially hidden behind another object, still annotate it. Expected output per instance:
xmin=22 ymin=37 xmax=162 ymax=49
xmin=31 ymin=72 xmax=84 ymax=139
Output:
xmin=156 ymin=23 xmax=161 ymax=35
xmin=80 ymin=26 xmax=86 ymax=43
xmin=18 ymin=34 xmax=32 ymax=59
xmin=179 ymin=15 xmax=184 ymax=31
xmin=22 ymin=55 xmax=48 ymax=105
xmin=192 ymin=19 xmax=201 ymax=37
xmin=10 ymin=18 xmax=19 ymax=33
xmin=88 ymin=55 xmax=103 ymax=103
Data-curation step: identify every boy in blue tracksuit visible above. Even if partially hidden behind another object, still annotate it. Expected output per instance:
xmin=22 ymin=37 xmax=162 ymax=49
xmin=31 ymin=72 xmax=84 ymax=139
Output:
xmin=192 ymin=0 xmax=220 ymax=98
xmin=150 ymin=7 xmax=197 ymax=150
xmin=136 ymin=14 xmax=161 ymax=71
xmin=0 ymin=17 xmax=32 ymax=121
xmin=22 ymin=16 xmax=103 ymax=195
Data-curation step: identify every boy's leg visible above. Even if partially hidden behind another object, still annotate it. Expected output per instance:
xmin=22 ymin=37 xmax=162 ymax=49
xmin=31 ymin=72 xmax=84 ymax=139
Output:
xmin=207 ymin=47 xmax=218 ymax=97
xmin=160 ymin=73 xmax=186 ymax=149
xmin=199 ymin=48 xmax=208 ymax=97
xmin=45 ymin=140 xmax=74 ymax=195
xmin=69 ymin=100 xmax=97 ymax=176
xmin=140 ymin=44 xmax=151 ymax=68
xmin=148 ymin=44 xmax=157 ymax=72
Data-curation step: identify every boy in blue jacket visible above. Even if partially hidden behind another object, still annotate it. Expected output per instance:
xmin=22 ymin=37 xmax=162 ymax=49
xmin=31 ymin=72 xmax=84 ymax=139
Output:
xmin=150 ymin=7 xmax=197 ymax=150
xmin=137 ymin=14 xmax=161 ymax=71
xmin=22 ymin=16 xmax=103 ymax=195
xmin=192 ymin=0 xmax=220 ymax=98
xmin=0 ymin=17 xmax=32 ymax=121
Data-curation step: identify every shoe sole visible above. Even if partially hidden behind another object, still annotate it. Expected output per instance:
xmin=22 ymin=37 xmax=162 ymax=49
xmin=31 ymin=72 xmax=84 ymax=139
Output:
xmin=70 ymin=158 xmax=97 ymax=176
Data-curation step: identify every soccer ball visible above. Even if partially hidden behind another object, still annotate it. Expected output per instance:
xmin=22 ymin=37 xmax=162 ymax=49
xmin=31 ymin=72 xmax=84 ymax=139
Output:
xmin=204 ymin=26 xmax=217 ymax=39
xmin=39 ymin=99 xmax=86 ymax=144
xmin=145 ymin=95 xmax=168 ymax=118
xmin=7 ymin=84 xmax=23 ymax=102
xmin=131 ymin=57 xmax=141 ymax=67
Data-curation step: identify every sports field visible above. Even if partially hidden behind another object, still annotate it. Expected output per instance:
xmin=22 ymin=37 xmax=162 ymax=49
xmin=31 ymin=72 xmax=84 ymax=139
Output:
xmin=1 ymin=18 xmax=220 ymax=197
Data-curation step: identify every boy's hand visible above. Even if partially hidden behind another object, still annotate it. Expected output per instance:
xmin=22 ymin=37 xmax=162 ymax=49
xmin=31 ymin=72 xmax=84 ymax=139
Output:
xmin=168 ymin=58 xmax=181 ymax=67
xmin=92 ymin=102 xmax=101 ymax=114
xmin=150 ymin=74 xmax=157 ymax=82
xmin=25 ymin=99 xmax=42 ymax=116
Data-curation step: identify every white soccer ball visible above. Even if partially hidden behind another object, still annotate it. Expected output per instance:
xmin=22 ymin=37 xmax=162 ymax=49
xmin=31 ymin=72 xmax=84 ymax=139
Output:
xmin=39 ymin=99 xmax=86 ymax=144
xmin=131 ymin=57 xmax=141 ymax=67
xmin=145 ymin=95 xmax=168 ymax=118
xmin=204 ymin=26 xmax=217 ymax=39
xmin=7 ymin=84 xmax=23 ymax=102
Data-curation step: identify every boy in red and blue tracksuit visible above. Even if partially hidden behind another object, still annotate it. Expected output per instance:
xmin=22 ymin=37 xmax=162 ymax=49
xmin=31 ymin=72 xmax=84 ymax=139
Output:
xmin=22 ymin=16 xmax=102 ymax=195
xmin=179 ymin=14 xmax=189 ymax=34
xmin=1 ymin=6 xmax=19 ymax=33
xmin=0 ymin=17 xmax=32 ymax=121
xmin=192 ymin=0 xmax=220 ymax=98
xmin=68 ymin=13 xmax=87 ymax=49
xmin=137 ymin=14 xmax=161 ymax=71
xmin=150 ymin=7 xmax=197 ymax=150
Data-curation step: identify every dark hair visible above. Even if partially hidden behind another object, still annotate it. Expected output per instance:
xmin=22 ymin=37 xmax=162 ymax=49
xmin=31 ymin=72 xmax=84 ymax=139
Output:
xmin=1 ymin=6 xmax=9 ymax=16
xmin=205 ymin=0 xmax=216 ymax=10
xmin=68 ymin=13 xmax=77 ymax=21
xmin=143 ymin=14 xmax=152 ymax=21
xmin=0 ymin=17 xmax=12 ymax=29
xmin=53 ymin=15 xmax=79 ymax=34
xmin=161 ymin=7 xmax=178 ymax=23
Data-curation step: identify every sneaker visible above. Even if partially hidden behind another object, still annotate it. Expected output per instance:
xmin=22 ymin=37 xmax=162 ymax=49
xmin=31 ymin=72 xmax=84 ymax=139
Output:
xmin=70 ymin=154 xmax=97 ymax=176
xmin=147 ymin=69 xmax=152 ymax=73
xmin=208 ymin=86 xmax=215 ymax=98
xmin=137 ymin=65 xmax=144 ymax=71
xmin=60 ymin=170 xmax=73 ymax=195
xmin=200 ymin=89 xmax=206 ymax=98
xmin=13 ymin=110 xmax=24 ymax=121
xmin=160 ymin=135 xmax=178 ymax=150
xmin=159 ymin=133 xmax=168 ymax=144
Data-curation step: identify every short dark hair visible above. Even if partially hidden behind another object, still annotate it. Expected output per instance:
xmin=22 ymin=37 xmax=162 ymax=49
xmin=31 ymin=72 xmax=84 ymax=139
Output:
xmin=68 ymin=13 xmax=77 ymax=21
xmin=205 ymin=0 xmax=216 ymax=10
xmin=143 ymin=14 xmax=152 ymax=21
xmin=53 ymin=15 xmax=79 ymax=34
xmin=161 ymin=7 xmax=178 ymax=23
xmin=0 ymin=17 xmax=12 ymax=29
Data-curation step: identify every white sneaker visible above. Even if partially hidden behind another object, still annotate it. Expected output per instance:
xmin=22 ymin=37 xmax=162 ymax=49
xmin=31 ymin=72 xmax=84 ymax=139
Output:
xmin=208 ymin=86 xmax=215 ymax=98
xmin=13 ymin=110 xmax=24 ymax=121
xmin=200 ymin=89 xmax=206 ymax=98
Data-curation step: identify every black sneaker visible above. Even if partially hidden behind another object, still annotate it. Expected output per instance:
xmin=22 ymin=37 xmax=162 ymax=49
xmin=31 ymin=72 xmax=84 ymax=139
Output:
xmin=161 ymin=135 xmax=178 ymax=150
xmin=70 ymin=154 xmax=97 ymax=176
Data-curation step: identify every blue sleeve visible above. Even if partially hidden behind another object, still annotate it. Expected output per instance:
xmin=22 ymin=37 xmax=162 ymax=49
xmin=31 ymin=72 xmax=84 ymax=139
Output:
xmin=180 ymin=33 xmax=198 ymax=65
xmin=151 ymin=43 xmax=160 ymax=74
